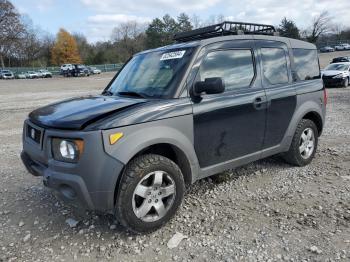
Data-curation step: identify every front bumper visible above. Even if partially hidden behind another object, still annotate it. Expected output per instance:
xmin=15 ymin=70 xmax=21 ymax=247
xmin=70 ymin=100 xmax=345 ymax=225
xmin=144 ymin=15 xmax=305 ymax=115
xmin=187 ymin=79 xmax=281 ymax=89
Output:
xmin=322 ymin=77 xmax=346 ymax=86
xmin=3 ymin=75 xmax=14 ymax=79
xmin=21 ymin=120 xmax=124 ymax=213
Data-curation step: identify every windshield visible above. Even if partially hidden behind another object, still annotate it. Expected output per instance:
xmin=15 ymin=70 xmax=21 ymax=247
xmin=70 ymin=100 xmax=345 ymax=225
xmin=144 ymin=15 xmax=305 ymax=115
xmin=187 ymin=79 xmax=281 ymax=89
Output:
xmin=325 ymin=64 xmax=350 ymax=71
xmin=107 ymin=48 xmax=195 ymax=98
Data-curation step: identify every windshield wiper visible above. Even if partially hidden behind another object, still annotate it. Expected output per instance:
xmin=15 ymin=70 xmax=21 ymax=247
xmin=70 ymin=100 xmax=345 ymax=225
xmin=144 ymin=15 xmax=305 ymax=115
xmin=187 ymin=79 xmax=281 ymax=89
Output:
xmin=102 ymin=90 xmax=114 ymax=96
xmin=117 ymin=91 xmax=147 ymax=98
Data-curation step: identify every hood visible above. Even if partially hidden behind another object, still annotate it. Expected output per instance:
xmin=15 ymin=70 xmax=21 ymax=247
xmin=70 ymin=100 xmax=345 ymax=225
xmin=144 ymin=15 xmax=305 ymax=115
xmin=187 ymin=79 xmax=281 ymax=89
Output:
xmin=29 ymin=95 xmax=146 ymax=130
xmin=322 ymin=70 xmax=346 ymax=76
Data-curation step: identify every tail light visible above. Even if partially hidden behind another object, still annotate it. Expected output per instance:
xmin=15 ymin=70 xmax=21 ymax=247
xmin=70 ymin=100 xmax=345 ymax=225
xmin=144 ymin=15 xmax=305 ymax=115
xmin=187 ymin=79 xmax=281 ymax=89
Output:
xmin=323 ymin=88 xmax=328 ymax=106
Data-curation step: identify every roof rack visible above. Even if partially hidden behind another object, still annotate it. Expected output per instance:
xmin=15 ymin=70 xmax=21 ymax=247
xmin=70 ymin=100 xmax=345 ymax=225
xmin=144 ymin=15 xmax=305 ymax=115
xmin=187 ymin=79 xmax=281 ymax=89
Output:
xmin=174 ymin=21 xmax=277 ymax=42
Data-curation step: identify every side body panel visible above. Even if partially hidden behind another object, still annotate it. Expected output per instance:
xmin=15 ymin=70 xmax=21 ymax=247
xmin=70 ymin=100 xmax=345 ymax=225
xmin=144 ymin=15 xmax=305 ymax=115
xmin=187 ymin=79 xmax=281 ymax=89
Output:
xmin=254 ymin=39 xmax=297 ymax=149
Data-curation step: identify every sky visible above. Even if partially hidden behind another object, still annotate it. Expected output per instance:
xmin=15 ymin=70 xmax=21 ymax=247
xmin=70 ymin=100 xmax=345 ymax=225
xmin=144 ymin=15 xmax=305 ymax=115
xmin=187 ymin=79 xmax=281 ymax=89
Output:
xmin=13 ymin=0 xmax=350 ymax=43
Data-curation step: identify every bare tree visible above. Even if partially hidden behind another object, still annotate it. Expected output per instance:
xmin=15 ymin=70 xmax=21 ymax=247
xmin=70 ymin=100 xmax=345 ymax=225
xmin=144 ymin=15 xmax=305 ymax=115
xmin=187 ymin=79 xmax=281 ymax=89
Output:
xmin=306 ymin=11 xmax=333 ymax=43
xmin=111 ymin=21 xmax=147 ymax=61
xmin=0 ymin=0 xmax=25 ymax=67
xmin=111 ymin=21 xmax=146 ymax=42
xmin=190 ymin=14 xmax=202 ymax=29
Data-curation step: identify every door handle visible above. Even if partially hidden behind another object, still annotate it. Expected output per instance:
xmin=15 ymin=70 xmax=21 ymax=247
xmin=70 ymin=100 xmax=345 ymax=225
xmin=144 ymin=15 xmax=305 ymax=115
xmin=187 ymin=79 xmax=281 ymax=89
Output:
xmin=253 ymin=97 xmax=266 ymax=109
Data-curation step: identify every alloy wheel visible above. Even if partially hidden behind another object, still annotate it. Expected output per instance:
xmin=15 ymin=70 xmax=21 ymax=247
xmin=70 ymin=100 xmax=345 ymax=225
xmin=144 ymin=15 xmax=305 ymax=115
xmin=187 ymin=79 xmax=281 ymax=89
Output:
xmin=132 ymin=171 xmax=176 ymax=222
xmin=299 ymin=127 xmax=315 ymax=159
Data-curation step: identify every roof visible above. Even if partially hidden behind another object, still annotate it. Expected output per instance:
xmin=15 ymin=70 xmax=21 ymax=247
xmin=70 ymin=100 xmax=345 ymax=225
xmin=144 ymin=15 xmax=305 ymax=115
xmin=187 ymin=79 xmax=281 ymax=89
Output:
xmin=135 ymin=33 xmax=316 ymax=56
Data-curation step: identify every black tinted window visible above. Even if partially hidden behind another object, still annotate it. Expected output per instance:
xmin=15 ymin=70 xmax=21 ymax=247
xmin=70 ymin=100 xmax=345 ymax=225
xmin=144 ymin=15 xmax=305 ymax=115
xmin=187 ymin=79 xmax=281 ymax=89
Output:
xmin=261 ymin=48 xmax=289 ymax=85
xmin=293 ymin=49 xmax=320 ymax=80
xmin=198 ymin=49 xmax=255 ymax=91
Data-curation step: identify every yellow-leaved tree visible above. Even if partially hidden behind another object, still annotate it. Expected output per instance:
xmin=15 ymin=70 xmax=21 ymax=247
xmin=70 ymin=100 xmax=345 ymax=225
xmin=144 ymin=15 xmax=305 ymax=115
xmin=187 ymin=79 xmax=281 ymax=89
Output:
xmin=51 ymin=28 xmax=82 ymax=65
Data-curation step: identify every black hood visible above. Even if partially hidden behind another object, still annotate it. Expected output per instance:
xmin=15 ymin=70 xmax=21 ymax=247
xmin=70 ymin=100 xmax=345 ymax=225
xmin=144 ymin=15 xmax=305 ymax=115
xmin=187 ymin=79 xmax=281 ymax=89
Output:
xmin=29 ymin=95 xmax=146 ymax=130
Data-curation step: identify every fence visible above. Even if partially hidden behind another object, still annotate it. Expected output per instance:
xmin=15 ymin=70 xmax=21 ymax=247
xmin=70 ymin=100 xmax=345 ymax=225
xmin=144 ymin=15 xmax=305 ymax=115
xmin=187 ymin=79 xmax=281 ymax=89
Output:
xmin=2 ymin=63 xmax=124 ymax=75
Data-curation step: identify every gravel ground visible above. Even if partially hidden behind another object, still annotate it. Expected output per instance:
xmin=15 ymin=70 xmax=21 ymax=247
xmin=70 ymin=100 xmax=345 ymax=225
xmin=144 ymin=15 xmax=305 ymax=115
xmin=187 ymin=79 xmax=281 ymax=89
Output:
xmin=0 ymin=54 xmax=350 ymax=261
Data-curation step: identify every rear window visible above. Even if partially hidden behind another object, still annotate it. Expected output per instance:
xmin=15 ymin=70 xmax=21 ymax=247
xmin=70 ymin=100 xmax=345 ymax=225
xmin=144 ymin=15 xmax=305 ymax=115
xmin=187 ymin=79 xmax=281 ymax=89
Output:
xmin=292 ymin=49 xmax=320 ymax=81
xmin=261 ymin=48 xmax=289 ymax=85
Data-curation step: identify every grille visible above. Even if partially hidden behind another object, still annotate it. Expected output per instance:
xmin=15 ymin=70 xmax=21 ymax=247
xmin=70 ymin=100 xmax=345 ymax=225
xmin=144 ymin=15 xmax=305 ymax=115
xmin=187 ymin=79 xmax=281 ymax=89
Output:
xmin=322 ymin=75 xmax=336 ymax=80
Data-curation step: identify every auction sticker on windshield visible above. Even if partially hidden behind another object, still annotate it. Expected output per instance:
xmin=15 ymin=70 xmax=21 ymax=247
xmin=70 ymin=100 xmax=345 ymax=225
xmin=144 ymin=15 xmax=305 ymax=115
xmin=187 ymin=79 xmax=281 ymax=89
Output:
xmin=160 ymin=50 xmax=186 ymax=61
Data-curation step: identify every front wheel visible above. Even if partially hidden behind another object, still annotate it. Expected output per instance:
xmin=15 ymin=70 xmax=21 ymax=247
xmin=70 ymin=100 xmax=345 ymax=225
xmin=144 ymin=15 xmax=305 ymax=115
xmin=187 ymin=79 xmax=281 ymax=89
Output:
xmin=282 ymin=119 xmax=318 ymax=166
xmin=115 ymin=154 xmax=185 ymax=233
xmin=342 ymin=77 xmax=349 ymax=88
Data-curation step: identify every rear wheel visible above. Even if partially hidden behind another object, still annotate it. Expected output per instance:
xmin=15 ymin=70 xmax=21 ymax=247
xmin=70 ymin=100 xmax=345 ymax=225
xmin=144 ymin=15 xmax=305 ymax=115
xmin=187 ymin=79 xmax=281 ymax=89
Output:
xmin=282 ymin=119 xmax=318 ymax=166
xmin=115 ymin=154 xmax=185 ymax=233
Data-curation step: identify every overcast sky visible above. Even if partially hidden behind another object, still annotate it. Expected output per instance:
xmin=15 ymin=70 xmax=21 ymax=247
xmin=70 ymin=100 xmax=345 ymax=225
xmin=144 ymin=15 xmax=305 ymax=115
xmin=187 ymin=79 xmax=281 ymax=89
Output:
xmin=13 ymin=0 xmax=350 ymax=43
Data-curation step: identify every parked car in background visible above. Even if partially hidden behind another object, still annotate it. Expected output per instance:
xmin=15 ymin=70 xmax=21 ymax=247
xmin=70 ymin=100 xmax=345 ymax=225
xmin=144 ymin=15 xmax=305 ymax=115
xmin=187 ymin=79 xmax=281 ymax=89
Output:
xmin=38 ymin=69 xmax=53 ymax=78
xmin=322 ymin=62 xmax=350 ymax=87
xmin=0 ymin=70 xmax=15 ymax=79
xmin=16 ymin=72 xmax=27 ymax=79
xmin=25 ymin=71 xmax=39 ymax=79
xmin=320 ymin=46 xmax=335 ymax=53
xmin=331 ymin=56 xmax=350 ymax=64
xmin=60 ymin=64 xmax=74 ymax=76
xmin=334 ymin=43 xmax=350 ymax=51
xmin=72 ymin=64 xmax=90 ymax=77
xmin=87 ymin=66 xmax=102 ymax=74
xmin=36 ymin=71 xmax=44 ymax=78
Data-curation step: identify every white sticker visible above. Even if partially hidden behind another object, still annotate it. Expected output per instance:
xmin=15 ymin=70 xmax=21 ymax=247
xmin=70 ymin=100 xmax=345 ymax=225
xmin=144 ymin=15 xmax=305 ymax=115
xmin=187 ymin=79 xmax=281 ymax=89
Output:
xmin=160 ymin=50 xmax=186 ymax=61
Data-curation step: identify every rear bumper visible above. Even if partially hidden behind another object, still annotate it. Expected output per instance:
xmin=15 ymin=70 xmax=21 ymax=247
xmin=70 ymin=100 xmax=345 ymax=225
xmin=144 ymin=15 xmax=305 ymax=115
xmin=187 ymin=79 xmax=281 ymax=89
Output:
xmin=21 ymin=120 xmax=125 ymax=213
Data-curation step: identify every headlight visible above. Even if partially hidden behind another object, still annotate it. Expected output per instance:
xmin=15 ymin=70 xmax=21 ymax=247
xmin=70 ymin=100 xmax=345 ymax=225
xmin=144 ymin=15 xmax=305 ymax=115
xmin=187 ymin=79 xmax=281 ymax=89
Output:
xmin=52 ymin=138 xmax=84 ymax=163
xmin=333 ymin=74 xmax=344 ymax=79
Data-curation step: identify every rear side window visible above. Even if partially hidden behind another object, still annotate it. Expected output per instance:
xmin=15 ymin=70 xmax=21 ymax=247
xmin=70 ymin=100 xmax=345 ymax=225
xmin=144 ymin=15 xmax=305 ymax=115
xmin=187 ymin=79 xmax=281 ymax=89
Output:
xmin=198 ymin=49 xmax=255 ymax=91
xmin=293 ymin=49 xmax=320 ymax=80
xmin=261 ymin=48 xmax=289 ymax=85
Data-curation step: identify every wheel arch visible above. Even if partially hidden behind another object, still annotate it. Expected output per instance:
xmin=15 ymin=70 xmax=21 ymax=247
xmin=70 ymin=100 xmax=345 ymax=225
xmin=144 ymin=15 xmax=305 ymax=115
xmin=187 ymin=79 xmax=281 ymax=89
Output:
xmin=302 ymin=111 xmax=323 ymax=136
xmin=112 ymin=142 xmax=195 ymax=207
xmin=281 ymin=98 xmax=325 ymax=152
xmin=102 ymin=122 xmax=200 ymax=206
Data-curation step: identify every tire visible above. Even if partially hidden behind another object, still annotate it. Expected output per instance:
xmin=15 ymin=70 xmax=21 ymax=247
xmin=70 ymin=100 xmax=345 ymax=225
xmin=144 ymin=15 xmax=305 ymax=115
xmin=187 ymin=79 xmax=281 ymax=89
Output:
xmin=115 ymin=154 xmax=185 ymax=233
xmin=343 ymin=77 xmax=349 ymax=88
xmin=282 ymin=119 xmax=318 ymax=166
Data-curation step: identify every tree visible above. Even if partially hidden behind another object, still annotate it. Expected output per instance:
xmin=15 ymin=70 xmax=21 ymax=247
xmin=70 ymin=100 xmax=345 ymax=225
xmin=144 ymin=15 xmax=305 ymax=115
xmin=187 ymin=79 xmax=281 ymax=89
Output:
xmin=51 ymin=28 xmax=82 ymax=65
xmin=278 ymin=18 xmax=300 ymax=39
xmin=145 ymin=18 xmax=166 ymax=48
xmin=73 ymin=33 xmax=94 ymax=64
xmin=177 ymin=13 xmax=193 ymax=32
xmin=305 ymin=11 xmax=332 ymax=43
xmin=0 ymin=0 xmax=25 ymax=67
xmin=146 ymin=14 xmax=194 ymax=49
xmin=190 ymin=14 xmax=202 ymax=29
xmin=111 ymin=21 xmax=147 ymax=62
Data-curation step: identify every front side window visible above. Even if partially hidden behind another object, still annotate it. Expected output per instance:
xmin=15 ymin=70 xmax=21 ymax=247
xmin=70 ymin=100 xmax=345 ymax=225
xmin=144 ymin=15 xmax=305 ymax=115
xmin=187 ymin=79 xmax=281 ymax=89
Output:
xmin=108 ymin=48 xmax=195 ymax=98
xmin=197 ymin=49 xmax=255 ymax=91
xmin=293 ymin=49 xmax=320 ymax=81
xmin=261 ymin=48 xmax=289 ymax=85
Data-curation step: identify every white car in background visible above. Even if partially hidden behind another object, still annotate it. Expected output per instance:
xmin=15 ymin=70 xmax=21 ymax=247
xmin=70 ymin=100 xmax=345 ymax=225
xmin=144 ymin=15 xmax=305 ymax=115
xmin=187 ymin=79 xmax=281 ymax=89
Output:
xmin=0 ymin=70 xmax=15 ymax=79
xmin=60 ymin=64 xmax=74 ymax=75
xmin=321 ymin=62 xmax=350 ymax=87
xmin=334 ymin=43 xmax=350 ymax=51
xmin=38 ymin=69 xmax=53 ymax=78
xmin=25 ymin=71 xmax=39 ymax=79
xmin=88 ymin=66 xmax=102 ymax=74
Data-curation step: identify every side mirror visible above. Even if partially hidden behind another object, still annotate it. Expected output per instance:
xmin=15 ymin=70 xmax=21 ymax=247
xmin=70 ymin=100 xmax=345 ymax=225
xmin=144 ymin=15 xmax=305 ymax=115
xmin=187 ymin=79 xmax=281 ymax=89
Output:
xmin=193 ymin=77 xmax=225 ymax=96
